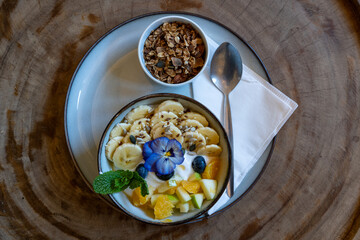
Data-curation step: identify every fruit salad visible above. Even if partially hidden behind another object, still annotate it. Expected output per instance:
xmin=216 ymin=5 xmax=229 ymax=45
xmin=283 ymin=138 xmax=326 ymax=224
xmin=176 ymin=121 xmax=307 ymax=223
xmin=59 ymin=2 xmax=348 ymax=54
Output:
xmin=102 ymin=100 xmax=222 ymax=220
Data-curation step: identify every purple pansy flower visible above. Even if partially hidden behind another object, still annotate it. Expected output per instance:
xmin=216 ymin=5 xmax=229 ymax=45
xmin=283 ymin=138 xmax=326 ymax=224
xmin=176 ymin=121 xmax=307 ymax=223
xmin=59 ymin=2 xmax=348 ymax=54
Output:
xmin=142 ymin=137 xmax=184 ymax=175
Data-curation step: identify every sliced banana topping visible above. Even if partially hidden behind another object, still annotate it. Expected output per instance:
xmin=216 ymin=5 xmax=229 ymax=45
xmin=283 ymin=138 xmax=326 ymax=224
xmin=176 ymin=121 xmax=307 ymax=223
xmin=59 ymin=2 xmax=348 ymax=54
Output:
xmin=150 ymin=111 xmax=178 ymax=127
xmin=197 ymin=144 xmax=222 ymax=156
xmin=197 ymin=127 xmax=219 ymax=145
xmin=153 ymin=122 xmax=183 ymax=143
xmin=109 ymin=123 xmax=131 ymax=139
xmin=182 ymin=132 xmax=206 ymax=151
xmin=125 ymin=105 xmax=153 ymax=124
xmin=112 ymin=143 xmax=143 ymax=170
xmin=105 ymin=100 xmax=224 ymax=172
xmin=129 ymin=118 xmax=151 ymax=133
xmin=181 ymin=112 xmax=209 ymax=127
xmin=122 ymin=130 xmax=151 ymax=145
xmin=179 ymin=119 xmax=204 ymax=132
xmin=154 ymin=100 xmax=184 ymax=116
xmin=105 ymin=136 xmax=123 ymax=161
xmin=150 ymin=121 xmax=169 ymax=137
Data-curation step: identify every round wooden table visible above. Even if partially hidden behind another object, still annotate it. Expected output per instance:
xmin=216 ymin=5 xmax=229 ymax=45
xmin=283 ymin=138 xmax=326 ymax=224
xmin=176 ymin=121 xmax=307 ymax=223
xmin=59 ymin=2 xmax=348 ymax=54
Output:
xmin=1 ymin=0 xmax=360 ymax=239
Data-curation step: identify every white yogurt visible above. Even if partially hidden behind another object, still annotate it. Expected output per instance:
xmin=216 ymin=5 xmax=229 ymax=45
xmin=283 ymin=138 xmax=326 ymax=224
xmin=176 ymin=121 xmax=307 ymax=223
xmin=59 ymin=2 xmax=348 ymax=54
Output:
xmin=146 ymin=152 xmax=211 ymax=188
xmin=122 ymin=152 xmax=209 ymax=196
xmin=174 ymin=152 xmax=196 ymax=181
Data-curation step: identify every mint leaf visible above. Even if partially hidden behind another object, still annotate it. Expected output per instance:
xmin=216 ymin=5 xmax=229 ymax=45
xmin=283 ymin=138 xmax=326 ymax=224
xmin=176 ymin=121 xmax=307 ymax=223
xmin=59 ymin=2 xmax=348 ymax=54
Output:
xmin=93 ymin=170 xmax=149 ymax=197
xmin=128 ymin=172 xmax=149 ymax=197
xmin=129 ymin=178 xmax=142 ymax=189
xmin=93 ymin=171 xmax=124 ymax=194
xmin=113 ymin=177 xmax=130 ymax=192
xmin=120 ymin=170 xmax=134 ymax=180
xmin=140 ymin=182 xmax=149 ymax=197
xmin=129 ymin=172 xmax=143 ymax=188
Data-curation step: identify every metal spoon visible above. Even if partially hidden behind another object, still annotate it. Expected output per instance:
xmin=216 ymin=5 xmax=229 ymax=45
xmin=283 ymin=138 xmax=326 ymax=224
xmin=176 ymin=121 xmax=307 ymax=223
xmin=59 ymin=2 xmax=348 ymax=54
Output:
xmin=210 ymin=42 xmax=243 ymax=198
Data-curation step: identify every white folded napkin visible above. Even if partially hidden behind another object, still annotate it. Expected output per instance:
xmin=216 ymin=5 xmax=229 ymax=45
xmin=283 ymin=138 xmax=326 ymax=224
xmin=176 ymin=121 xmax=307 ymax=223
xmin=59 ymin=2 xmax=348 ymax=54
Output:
xmin=193 ymin=40 xmax=298 ymax=215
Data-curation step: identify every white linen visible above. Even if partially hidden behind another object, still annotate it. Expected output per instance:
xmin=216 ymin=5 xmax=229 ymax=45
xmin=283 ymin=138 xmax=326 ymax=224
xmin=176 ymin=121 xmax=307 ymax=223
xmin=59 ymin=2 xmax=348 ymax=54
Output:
xmin=193 ymin=40 xmax=298 ymax=214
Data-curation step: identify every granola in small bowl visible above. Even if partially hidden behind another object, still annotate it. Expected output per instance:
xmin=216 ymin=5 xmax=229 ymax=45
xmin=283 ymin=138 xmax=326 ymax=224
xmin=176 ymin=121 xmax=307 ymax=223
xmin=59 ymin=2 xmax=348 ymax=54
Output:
xmin=138 ymin=16 xmax=209 ymax=86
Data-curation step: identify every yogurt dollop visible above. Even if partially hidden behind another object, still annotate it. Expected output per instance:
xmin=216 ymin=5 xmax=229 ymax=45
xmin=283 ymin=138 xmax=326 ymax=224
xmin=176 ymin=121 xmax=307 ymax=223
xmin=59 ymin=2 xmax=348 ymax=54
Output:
xmin=145 ymin=152 xmax=212 ymax=189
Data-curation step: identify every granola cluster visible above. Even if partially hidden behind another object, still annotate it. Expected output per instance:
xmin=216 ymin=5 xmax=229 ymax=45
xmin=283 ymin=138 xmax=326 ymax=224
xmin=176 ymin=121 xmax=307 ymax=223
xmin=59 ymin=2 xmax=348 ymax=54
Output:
xmin=143 ymin=22 xmax=206 ymax=84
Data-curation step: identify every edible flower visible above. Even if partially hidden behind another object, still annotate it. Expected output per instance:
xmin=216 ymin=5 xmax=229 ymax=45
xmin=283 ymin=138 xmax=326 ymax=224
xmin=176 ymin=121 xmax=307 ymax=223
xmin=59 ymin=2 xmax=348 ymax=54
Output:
xmin=143 ymin=137 xmax=184 ymax=175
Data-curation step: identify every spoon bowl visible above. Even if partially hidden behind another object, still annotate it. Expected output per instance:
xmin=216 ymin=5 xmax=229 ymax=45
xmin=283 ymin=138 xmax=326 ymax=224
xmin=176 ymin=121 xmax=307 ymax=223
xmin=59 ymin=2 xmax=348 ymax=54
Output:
xmin=210 ymin=42 xmax=243 ymax=197
xmin=211 ymin=43 xmax=243 ymax=93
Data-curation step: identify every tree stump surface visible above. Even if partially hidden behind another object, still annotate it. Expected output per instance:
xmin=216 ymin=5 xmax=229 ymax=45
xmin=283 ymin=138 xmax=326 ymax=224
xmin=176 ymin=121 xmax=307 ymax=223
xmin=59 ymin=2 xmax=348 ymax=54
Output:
xmin=1 ymin=0 xmax=360 ymax=239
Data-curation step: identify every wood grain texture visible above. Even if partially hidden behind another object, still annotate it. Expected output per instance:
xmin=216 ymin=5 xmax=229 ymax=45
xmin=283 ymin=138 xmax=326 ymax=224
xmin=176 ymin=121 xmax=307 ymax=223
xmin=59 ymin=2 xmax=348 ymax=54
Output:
xmin=1 ymin=0 xmax=360 ymax=239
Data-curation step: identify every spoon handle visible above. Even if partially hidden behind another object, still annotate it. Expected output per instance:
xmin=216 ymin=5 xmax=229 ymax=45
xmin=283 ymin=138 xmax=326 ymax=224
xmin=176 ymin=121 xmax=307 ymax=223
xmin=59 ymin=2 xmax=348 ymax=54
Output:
xmin=223 ymin=93 xmax=234 ymax=198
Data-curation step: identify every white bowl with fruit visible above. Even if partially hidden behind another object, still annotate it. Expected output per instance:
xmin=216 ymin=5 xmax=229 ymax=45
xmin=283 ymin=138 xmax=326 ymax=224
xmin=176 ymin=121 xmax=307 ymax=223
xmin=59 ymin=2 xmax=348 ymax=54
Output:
xmin=95 ymin=93 xmax=231 ymax=225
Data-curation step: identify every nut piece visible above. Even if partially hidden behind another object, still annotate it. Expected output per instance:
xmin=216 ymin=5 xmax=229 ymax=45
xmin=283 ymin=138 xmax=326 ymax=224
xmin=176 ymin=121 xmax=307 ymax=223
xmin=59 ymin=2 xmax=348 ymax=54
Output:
xmin=143 ymin=22 xmax=206 ymax=84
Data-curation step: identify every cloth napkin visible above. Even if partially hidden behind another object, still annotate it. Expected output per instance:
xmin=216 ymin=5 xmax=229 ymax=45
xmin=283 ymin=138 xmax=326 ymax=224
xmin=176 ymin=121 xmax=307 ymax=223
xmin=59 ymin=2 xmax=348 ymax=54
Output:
xmin=193 ymin=39 xmax=298 ymax=215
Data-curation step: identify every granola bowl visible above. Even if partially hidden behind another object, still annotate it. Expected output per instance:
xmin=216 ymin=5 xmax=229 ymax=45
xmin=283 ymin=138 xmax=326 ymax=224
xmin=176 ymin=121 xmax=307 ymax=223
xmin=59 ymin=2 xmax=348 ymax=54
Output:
xmin=138 ymin=16 xmax=209 ymax=86
xmin=97 ymin=93 xmax=231 ymax=225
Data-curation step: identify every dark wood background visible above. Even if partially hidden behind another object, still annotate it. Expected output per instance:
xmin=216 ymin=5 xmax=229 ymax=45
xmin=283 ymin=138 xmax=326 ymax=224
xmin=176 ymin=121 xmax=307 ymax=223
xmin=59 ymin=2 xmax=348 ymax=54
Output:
xmin=1 ymin=0 xmax=360 ymax=239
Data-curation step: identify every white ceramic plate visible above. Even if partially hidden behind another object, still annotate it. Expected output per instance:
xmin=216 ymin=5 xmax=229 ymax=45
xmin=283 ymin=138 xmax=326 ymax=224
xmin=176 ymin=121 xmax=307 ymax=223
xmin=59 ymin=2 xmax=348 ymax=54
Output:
xmin=65 ymin=12 xmax=275 ymax=220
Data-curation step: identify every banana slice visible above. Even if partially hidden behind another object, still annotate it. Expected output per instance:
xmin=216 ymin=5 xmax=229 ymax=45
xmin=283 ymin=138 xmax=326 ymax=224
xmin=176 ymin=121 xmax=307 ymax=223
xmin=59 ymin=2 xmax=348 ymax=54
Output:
xmin=197 ymin=144 xmax=222 ymax=156
xmin=122 ymin=130 xmax=151 ymax=145
xmin=181 ymin=112 xmax=209 ymax=127
xmin=109 ymin=123 xmax=131 ymax=139
xmin=112 ymin=143 xmax=143 ymax=170
xmin=178 ymin=119 xmax=204 ymax=132
xmin=153 ymin=122 xmax=183 ymax=143
xmin=129 ymin=118 xmax=151 ymax=133
xmin=125 ymin=105 xmax=153 ymax=124
xmin=154 ymin=100 xmax=184 ymax=116
xmin=105 ymin=136 xmax=123 ymax=161
xmin=197 ymin=127 xmax=219 ymax=145
xmin=182 ymin=132 xmax=206 ymax=151
xmin=150 ymin=111 xmax=178 ymax=127
xmin=150 ymin=121 xmax=168 ymax=137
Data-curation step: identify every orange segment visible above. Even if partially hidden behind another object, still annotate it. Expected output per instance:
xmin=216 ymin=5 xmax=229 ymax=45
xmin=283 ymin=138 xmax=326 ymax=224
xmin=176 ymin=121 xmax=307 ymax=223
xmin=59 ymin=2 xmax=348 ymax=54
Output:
xmin=154 ymin=195 xmax=174 ymax=219
xmin=181 ymin=180 xmax=201 ymax=193
xmin=202 ymin=161 xmax=220 ymax=179
xmin=132 ymin=191 xmax=141 ymax=207
xmin=166 ymin=188 xmax=176 ymax=195
xmin=132 ymin=187 xmax=150 ymax=206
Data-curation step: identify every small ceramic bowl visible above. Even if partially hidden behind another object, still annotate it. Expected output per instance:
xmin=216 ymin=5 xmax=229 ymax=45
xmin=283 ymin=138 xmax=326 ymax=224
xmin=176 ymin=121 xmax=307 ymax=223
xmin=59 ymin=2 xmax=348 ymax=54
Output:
xmin=97 ymin=93 xmax=231 ymax=225
xmin=138 ymin=16 xmax=210 ymax=87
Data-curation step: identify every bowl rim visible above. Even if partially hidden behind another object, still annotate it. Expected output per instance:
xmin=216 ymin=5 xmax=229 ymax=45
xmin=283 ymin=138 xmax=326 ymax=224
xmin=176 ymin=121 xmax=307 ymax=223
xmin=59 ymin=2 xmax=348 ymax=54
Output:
xmin=97 ymin=93 xmax=232 ymax=226
xmin=137 ymin=15 xmax=210 ymax=87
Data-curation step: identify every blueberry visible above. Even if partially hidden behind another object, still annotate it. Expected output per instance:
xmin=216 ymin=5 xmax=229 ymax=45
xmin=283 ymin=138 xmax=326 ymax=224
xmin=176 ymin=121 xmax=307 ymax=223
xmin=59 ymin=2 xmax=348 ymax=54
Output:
xmin=156 ymin=171 xmax=174 ymax=181
xmin=136 ymin=164 xmax=148 ymax=179
xmin=192 ymin=156 xmax=206 ymax=173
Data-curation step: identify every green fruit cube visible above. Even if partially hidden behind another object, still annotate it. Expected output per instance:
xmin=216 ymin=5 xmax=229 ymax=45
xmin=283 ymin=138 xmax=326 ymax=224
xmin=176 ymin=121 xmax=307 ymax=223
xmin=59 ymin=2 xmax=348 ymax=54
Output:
xmin=176 ymin=202 xmax=190 ymax=213
xmin=176 ymin=186 xmax=191 ymax=203
xmin=168 ymin=179 xmax=177 ymax=187
xmin=188 ymin=172 xmax=202 ymax=181
xmin=188 ymin=200 xmax=195 ymax=211
xmin=157 ymin=182 xmax=174 ymax=193
xmin=150 ymin=194 xmax=161 ymax=207
xmin=168 ymin=174 xmax=183 ymax=186
xmin=199 ymin=179 xmax=217 ymax=200
xmin=167 ymin=195 xmax=179 ymax=205
xmin=191 ymin=193 xmax=204 ymax=209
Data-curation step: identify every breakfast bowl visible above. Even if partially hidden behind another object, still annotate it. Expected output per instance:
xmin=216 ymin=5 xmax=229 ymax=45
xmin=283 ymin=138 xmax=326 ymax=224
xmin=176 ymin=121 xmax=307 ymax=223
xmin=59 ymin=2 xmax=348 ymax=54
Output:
xmin=96 ymin=93 xmax=231 ymax=225
xmin=138 ymin=16 xmax=210 ymax=87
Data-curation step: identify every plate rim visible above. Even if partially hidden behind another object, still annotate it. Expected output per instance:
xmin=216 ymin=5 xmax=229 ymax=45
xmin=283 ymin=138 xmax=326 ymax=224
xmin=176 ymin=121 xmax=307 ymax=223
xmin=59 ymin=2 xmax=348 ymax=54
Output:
xmin=64 ymin=11 xmax=276 ymax=221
